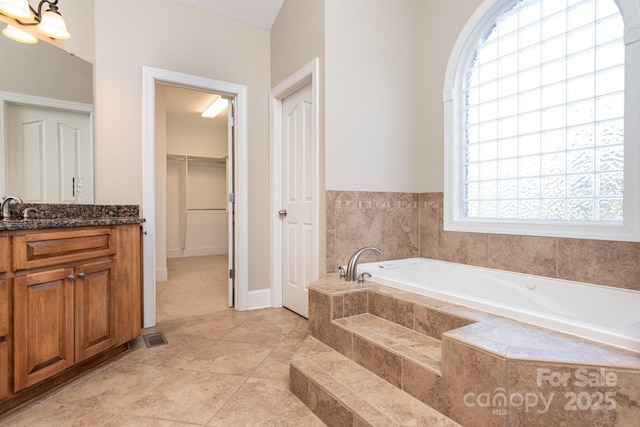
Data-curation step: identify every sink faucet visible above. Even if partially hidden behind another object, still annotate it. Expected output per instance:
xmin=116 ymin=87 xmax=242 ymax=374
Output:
xmin=1 ymin=196 xmax=23 ymax=220
xmin=345 ymin=246 xmax=381 ymax=282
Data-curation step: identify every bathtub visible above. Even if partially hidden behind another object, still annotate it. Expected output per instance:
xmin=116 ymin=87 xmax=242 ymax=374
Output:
xmin=356 ymin=258 xmax=640 ymax=353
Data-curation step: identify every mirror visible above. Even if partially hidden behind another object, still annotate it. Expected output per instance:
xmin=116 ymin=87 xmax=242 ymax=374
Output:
xmin=0 ymin=32 xmax=94 ymax=203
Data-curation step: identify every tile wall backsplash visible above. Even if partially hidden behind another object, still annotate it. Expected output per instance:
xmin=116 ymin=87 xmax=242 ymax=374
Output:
xmin=326 ymin=191 xmax=640 ymax=292
xmin=326 ymin=191 xmax=420 ymax=274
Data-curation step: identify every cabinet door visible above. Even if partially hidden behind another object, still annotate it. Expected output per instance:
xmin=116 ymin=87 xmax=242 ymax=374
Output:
xmin=114 ymin=224 xmax=142 ymax=345
xmin=74 ymin=259 xmax=116 ymax=362
xmin=14 ymin=268 xmax=74 ymax=391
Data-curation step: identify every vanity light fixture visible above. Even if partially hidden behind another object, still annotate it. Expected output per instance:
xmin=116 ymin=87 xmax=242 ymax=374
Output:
xmin=2 ymin=23 xmax=36 ymax=43
xmin=201 ymin=97 xmax=228 ymax=119
xmin=0 ymin=0 xmax=70 ymax=43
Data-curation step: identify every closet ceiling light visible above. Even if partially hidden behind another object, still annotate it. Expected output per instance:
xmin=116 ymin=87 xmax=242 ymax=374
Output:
xmin=201 ymin=97 xmax=228 ymax=119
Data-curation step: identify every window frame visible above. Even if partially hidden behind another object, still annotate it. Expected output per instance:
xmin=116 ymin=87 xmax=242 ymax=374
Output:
xmin=443 ymin=0 xmax=640 ymax=242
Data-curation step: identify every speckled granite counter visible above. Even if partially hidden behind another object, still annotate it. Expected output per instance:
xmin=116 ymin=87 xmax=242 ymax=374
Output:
xmin=0 ymin=204 xmax=143 ymax=231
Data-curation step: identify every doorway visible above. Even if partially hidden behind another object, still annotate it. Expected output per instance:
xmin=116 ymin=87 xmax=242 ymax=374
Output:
xmin=270 ymin=58 xmax=321 ymax=318
xmin=142 ymin=67 xmax=249 ymax=328
xmin=156 ymin=84 xmax=233 ymax=321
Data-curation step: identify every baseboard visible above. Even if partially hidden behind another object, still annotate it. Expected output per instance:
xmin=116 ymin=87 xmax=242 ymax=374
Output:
xmin=185 ymin=247 xmax=228 ymax=257
xmin=156 ymin=268 xmax=168 ymax=282
xmin=166 ymin=249 xmax=183 ymax=258
xmin=246 ymin=288 xmax=271 ymax=310
xmin=166 ymin=247 xmax=229 ymax=258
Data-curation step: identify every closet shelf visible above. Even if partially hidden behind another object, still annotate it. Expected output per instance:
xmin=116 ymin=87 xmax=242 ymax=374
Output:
xmin=167 ymin=154 xmax=226 ymax=164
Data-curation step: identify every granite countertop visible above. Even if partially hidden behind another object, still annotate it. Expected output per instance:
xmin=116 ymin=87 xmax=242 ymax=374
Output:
xmin=0 ymin=203 xmax=144 ymax=231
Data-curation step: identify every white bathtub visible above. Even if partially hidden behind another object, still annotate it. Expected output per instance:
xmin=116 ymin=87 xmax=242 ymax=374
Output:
xmin=356 ymin=258 xmax=640 ymax=353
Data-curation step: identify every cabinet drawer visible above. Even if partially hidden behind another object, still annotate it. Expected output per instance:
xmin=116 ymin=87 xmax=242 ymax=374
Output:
xmin=0 ymin=237 xmax=8 ymax=273
xmin=0 ymin=279 xmax=7 ymax=336
xmin=12 ymin=228 xmax=115 ymax=271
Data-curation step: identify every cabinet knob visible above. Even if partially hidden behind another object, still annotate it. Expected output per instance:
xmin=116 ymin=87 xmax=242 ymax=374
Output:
xmin=68 ymin=274 xmax=75 ymax=281
xmin=78 ymin=272 xmax=86 ymax=278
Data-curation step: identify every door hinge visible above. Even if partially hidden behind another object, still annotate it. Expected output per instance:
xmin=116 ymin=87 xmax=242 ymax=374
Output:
xmin=229 ymin=193 xmax=235 ymax=203
xmin=229 ymin=269 xmax=235 ymax=279
xmin=228 ymin=116 xmax=235 ymax=127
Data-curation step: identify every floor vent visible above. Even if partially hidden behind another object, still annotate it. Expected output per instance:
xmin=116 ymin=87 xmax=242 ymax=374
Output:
xmin=142 ymin=332 xmax=168 ymax=348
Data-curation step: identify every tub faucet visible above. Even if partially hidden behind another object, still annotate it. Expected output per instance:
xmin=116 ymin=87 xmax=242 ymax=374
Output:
xmin=345 ymin=246 xmax=381 ymax=282
xmin=0 ymin=196 xmax=23 ymax=220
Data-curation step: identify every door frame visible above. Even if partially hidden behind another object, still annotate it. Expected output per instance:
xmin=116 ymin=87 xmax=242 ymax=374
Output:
xmin=142 ymin=67 xmax=249 ymax=328
xmin=269 ymin=58 xmax=321 ymax=308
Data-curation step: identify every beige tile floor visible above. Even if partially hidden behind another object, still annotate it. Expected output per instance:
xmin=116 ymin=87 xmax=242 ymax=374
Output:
xmin=0 ymin=256 xmax=324 ymax=426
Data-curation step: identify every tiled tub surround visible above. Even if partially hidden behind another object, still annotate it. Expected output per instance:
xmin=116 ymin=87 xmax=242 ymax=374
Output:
xmin=293 ymin=275 xmax=640 ymax=426
xmin=326 ymin=191 xmax=640 ymax=293
xmin=0 ymin=204 xmax=142 ymax=230
xmin=359 ymin=257 xmax=640 ymax=353
xmin=326 ymin=191 xmax=420 ymax=274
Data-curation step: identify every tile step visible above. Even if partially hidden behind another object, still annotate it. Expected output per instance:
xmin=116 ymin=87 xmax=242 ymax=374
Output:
xmin=333 ymin=313 xmax=442 ymax=376
xmin=290 ymin=335 xmax=460 ymax=427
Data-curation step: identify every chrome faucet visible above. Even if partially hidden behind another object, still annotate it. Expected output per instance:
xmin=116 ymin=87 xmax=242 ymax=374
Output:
xmin=345 ymin=246 xmax=381 ymax=282
xmin=1 ymin=196 xmax=23 ymax=220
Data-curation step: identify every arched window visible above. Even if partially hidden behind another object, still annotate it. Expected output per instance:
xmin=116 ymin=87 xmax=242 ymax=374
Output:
xmin=444 ymin=0 xmax=640 ymax=241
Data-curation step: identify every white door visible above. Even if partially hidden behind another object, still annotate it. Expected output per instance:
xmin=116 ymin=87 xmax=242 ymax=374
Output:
xmin=227 ymin=100 xmax=235 ymax=308
xmin=6 ymin=104 xmax=92 ymax=203
xmin=281 ymin=83 xmax=314 ymax=318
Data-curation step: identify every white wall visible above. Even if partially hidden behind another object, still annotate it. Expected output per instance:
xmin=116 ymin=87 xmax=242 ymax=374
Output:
xmin=418 ymin=0 xmax=484 ymax=193
xmin=93 ymin=0 xmax=271 ymax=291
xmin=324 ymin=0 xmax=420 ymax=193
xmin=167 ymin=120 xmax=227 ymax=158
xmin=270 ymin=0 xmax=325 ymax=88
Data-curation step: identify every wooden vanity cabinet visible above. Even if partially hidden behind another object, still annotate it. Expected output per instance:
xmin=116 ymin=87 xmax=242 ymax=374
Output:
xmin=9 ymin=225 xmax=141 ymax=394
